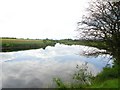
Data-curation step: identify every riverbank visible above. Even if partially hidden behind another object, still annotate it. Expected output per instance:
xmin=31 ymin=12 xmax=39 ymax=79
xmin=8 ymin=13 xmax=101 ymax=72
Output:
xmin=1 ymin=38 xmax=118 ymax=88
xmin=58 ymin=39 xmax=107 ymax=50
xmin=54 ymin=64 xmax=119 ymax=88
xmin=88 ymin=65 xmax=119 ymax=88
xmin=52 ymin=40 xmax=118 ymax=89
xmin=1 ymin=38 xmax=107 ymax=52
xmin=1 ymin=38 xmax=56 ymax=52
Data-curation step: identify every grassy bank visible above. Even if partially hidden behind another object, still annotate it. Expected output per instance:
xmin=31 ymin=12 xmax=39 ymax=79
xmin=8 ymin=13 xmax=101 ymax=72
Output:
xmin=54 ymin=65 xmax=119 ymax=88
xmin=89 ymin=79 xmax=118 ymax=88
xmin=1 ymin=38 xmax=107 ymax=52
xmin=53 ymin=39 xmax=119 ymax=89
xmin=1 ymin=38 xmax=56 ymax=52
xmin=58 ymin=39 xmax=107 ymax=50
xmin=1 ymin=38 xmax=118 ymax=88
xmin=89 ymin=65 xmax=119 ymax=88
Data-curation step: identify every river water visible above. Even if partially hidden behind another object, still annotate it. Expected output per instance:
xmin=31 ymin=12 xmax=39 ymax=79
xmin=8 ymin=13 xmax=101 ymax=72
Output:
xmin=0 ymin=43 xmax=112 ymax=88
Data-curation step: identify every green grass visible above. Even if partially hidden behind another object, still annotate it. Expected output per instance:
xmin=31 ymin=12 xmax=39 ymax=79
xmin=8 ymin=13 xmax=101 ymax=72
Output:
xmin=89 ymin=79 xmax=118 ymax=88
xmin=58 ymin=39 xmax=107 ymax=50
xmin=54 ymin=64 xmax=119 ymax=89
xmin=1 ymin=38 xmax=119 ymax=88
xmin=1 ymin=38 xmax=107 ymax=52
xmin=1 ymin=38 xmax=56 ymax=52
xmin=90 ymin=66 xmax=119 ymax=88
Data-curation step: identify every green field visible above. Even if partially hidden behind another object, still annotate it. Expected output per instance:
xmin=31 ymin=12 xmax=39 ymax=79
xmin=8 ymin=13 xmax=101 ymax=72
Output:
xmin=1 ymin=38 xmax=56 ymax=52
xmin=1 ymin=38 xmax=118 ymax=88
xmin=58 ymin=39 xmax=107 ymax=50
xmin=1 ymin=38 xmax=107 ymax=52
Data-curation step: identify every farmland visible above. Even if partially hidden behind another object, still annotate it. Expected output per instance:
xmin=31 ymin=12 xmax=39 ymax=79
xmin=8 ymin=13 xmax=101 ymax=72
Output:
xmin=1 ymin=38 xmax=107 ymax=52
xmin=1 ymin=38 xmax=56 ymax=52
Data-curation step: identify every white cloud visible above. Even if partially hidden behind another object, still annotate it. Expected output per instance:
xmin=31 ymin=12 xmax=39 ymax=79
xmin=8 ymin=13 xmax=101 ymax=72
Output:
xmin=0 ymin=61 xmax=2 ymax=89
xmin=1 ymin=44 xmax=111 ymax=88
xmin=2 ymin=59 xmax=98 ymax=88
xmin=0 ymin=0 xmax=89 ymax=39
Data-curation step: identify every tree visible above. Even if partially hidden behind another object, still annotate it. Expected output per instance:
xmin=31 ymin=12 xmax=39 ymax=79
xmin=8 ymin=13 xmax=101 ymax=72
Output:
xmin=77 ymin=0 xmax=120 ymax=65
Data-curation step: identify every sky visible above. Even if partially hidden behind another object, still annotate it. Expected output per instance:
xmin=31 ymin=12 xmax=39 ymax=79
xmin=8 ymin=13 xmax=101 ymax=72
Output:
xmin=0 ymin=0 xmax=89 ymax=39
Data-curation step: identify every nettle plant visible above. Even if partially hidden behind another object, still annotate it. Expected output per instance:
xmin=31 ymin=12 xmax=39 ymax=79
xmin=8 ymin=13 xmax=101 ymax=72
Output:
xmin=72 ymin=62 xmax=93 ymax=86
xmin=53 ymin=62 xmax=93 ymax=88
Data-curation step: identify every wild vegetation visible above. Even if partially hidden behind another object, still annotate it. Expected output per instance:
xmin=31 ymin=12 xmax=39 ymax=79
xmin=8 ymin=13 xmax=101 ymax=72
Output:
xmin=1 ymin=1 xmax=119 ymax=88
xmin=58 ymin=39 xmax=107 ymax=49
xmin=54 ymin=0 xmax=119 ymax=88
xmin=1 ymin=37 xmax=107 ymax=52
xmin=54 ymin=63 xmax=118 ymax=88
xmin=1 ymin=38 xmax=56 ymax=52
xmin=77 ymin=0 xmax=120 ymax=66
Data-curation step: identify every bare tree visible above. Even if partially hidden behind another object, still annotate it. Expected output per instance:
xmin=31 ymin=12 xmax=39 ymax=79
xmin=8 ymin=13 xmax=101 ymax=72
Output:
xmin=77 ymin=0 xmax=120 ymax=65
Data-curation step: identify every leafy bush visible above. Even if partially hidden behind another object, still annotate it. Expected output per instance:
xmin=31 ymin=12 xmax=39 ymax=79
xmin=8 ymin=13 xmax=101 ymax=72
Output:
xmin=94 ymin=65 xmax=118 ymax=82
xmin=53 ymin=78 xmax=66 ymax=88
xmin=72 ymin=62 xmax=92 ymax=85
xmin=53 ymin=62 xmax=93 ymax=88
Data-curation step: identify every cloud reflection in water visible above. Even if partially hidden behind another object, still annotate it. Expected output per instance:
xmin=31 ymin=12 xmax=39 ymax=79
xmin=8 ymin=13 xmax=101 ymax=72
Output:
xmin=1 ymin=43 xmax=111 ymax=88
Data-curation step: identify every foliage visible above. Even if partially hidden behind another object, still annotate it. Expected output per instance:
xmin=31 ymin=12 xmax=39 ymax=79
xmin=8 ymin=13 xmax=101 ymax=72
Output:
xmin=53 ymin=78 xmax=66 ymax=88
xmin=53 ymin=62 xmax=119 ymax=88
xmin=59 ymin=39 xmax=106 ymax=49
xmin=1 ymin=37 xmax=17 ymax=39
xmin=88 ymin=64 xmax=119 ymax=88
xmin=72 ymin=62 xmax=92 ymax=85
xmin=94 ymin=65 xmax=119 ymax=82
xmin=53 ymin=62 xmax=93 ymax=88
xmin=77 ymin=0 xmax=120 ymax=65
xmin=2 ymin=38 xmax=56 ymax=52
xmin=2 ymin=38 xmax=107 ymax=52
xmin=89 ymin=79 xmax=118 ymax=88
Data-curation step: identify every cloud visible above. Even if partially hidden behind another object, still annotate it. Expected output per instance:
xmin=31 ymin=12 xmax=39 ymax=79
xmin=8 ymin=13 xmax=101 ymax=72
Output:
xmin=0 ymin=0 xmax=90 ymax=39
xmin=0 ymin=61 xmax=2 ymax=89
xmin=1 ymin=44 xmax=110 ymax=88
xmin=2 ymin=60 xmax=99 ymax=88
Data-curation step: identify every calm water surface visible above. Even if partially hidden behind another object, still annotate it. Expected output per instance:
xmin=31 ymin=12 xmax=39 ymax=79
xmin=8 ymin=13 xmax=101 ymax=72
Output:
xmin=0 ymin=43 xmax=112 ymax=88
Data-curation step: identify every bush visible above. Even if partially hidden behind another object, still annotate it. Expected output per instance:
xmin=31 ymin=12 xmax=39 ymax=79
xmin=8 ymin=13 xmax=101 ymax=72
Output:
xmin=94 ymin=65 xmax=118 ymax=82
xmin=53 ymin=62 xmax=93 ymax=88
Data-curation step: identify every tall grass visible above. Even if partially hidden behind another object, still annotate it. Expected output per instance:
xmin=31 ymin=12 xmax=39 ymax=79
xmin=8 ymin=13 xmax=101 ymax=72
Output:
xmin=2 ymin=38 xmax=107 ymax=52
xmin=2 ymin=38 xmax=56 ymax=52
xmin=53 ymin=63 xmax=119 ymax=88
xmin=53 ymin=62 xmax=93 ymax=88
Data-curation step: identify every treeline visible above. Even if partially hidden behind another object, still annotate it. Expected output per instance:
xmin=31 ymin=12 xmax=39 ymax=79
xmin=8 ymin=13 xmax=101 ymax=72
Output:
xmin=1 ymin=37 xmax=17 ymax=39
xmin=1 ymin=37 xmax=107 ymax=52
xmin=2 ymin=38 xmax=56 ymax=52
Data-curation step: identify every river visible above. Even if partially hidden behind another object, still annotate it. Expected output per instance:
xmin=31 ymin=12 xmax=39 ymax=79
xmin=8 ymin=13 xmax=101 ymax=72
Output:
xmin=0 ymin=43 xmax=112 ymax=88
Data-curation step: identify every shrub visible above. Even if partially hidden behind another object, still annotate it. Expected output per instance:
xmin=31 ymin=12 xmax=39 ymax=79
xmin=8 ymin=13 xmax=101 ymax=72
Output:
xmin=94 ymin=65 xmax=118 ymax=82
xmin=53 ymin=62 xmax=93 ymax=88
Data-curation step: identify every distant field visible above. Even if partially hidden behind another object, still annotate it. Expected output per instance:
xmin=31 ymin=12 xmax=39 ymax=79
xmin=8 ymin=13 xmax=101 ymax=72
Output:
xmin=1 ymin=38 xmax=107 ymax=52
xmin=1 ymin=38 xmax=56 ymax=52
xmin=58 ymin=39 xmax=107 ymax=50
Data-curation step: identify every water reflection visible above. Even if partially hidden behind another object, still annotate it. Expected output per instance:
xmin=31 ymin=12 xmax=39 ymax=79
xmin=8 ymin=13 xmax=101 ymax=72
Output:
xmin=0 ymin=60 xmax=2 ymax=89
xmin=0 ymin=43 xmax=111 ymax=88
